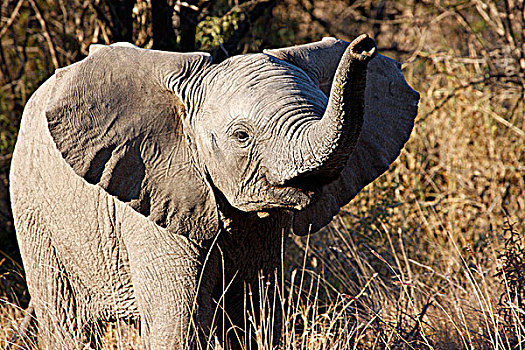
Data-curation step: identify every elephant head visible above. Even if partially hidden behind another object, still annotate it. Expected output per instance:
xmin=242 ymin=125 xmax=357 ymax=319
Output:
xmin=45 ymin=35 xmax=419 ymax=239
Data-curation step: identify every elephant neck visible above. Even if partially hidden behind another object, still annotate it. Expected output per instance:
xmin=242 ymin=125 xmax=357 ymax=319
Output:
xmin=216 ymin=203 xmax=291 ymax=280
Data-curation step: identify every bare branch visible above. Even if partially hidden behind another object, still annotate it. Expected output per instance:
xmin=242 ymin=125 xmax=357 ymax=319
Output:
xmin=27 ymin=0 xmax=60 ymax=69
xmin=0 ymin=0 xmax=24 ymax=39
xmin=214 ymin=0 xmax=277 ymax=61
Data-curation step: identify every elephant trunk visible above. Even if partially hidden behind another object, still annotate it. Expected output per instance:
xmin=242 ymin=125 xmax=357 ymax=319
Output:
xmin=284 ymin=34 xmax=376 ymax=188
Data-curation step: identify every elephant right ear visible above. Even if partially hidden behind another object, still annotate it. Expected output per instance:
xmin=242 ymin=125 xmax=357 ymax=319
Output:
xmin=264 ymin=37 xmax=350 ymax=96
xmin=46 ymin=44 xmax=219 ymax=240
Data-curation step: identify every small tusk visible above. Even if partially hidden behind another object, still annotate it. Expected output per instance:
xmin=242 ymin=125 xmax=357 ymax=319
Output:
xmin=257 ymin=211 xmax=269 ymax=219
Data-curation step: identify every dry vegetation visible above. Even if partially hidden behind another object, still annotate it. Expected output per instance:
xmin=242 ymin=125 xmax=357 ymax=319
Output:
xmin=1 ymin=0 xmax=524 ymax=349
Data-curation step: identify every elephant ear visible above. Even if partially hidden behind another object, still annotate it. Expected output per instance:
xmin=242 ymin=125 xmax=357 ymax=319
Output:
xmin=265 ymin=37 xmax=349 ymax=96
xmin=46 ymin=43 xmax=219 ymax=240
xmin=265 ymin=38 xmax=420 ymax=235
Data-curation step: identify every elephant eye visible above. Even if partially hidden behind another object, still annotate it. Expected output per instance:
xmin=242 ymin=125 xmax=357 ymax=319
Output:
xmin=233 ymin=129 xmax=251 ymax=145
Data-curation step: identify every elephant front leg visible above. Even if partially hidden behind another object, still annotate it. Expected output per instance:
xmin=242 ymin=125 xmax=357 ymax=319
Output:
xmin=121 ymin=217 xmax=219 ymax=349
xmin=135 ymin=263 xmax=215 ymax=349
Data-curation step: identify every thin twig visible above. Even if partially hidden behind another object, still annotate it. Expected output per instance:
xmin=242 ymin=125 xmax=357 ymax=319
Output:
xmin=406 ymin=300 xmax=433 ymax=340
xmin=27 ymin=0 xmax=60 ymax=69
xmin=0 ymin=0 xmax=24 ymax=39
xmin=5 ymin=302 xmax=35 ymax=350
xmin=482 ymin=105 xmax=525 ymax=138
xmin=419 ymin=73 xmax=523 ymax=121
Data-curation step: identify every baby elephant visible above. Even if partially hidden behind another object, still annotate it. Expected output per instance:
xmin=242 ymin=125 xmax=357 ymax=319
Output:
xmin=10 ymin=35 xmax=419 ymax=349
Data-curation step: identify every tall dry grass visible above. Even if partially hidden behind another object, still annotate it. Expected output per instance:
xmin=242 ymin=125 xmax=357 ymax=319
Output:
xmin=2 ymin=0 xmax=524 ymax=348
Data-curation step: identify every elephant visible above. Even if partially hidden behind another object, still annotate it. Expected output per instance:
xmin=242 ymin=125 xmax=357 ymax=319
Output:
xmin=9 ymin=34 xmax=419 ymax=349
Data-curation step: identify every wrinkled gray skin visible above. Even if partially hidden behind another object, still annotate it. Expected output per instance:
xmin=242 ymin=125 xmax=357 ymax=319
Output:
xmin=10 ymin=35 xmax=419 ymax=349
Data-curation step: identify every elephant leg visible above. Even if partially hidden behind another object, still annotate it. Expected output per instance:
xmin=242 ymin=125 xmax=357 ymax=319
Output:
xmin=33 ymin=278 xmax=95 ymax=350
xmin=16 ymin=214 xmax=97 ymax=349
xmin=120 ymin=215 xmax=219 ymax=349
xmin=131 ymin=245 xmax=217 ymax=350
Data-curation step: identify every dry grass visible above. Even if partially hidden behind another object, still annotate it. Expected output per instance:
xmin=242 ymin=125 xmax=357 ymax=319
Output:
xmin=1 ymin=0 xmax=524 ymax=348
xmin=3 ymin=220 xmax=524 ymax=349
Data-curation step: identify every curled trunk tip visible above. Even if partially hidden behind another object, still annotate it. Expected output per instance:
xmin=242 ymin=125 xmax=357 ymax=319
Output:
xmin=347 ymin=34 xmax=377 ymax=62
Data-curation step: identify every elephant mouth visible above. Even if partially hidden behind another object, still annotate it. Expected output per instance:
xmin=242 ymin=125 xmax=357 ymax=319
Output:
xmin=281 ymin=171 xmax=336 ymax=193
xmin=266 ymin=184 xmax=317 ymax=210
xmin=267 ymin=172 xmax=337 ymax=210
xmin=234 ymin=173 xmax=332 ymax=212
xmin=235 ymin=183 xmax=318 ymax=212
xmin=246 ymin=172 xmax=334 ymax=212
xmin=267 ymin=170 xmax=337 ymax=209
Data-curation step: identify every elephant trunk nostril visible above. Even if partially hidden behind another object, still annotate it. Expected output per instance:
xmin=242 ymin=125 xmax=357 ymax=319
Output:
xmin=348 ymin=34 xmax=377 ymax=60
